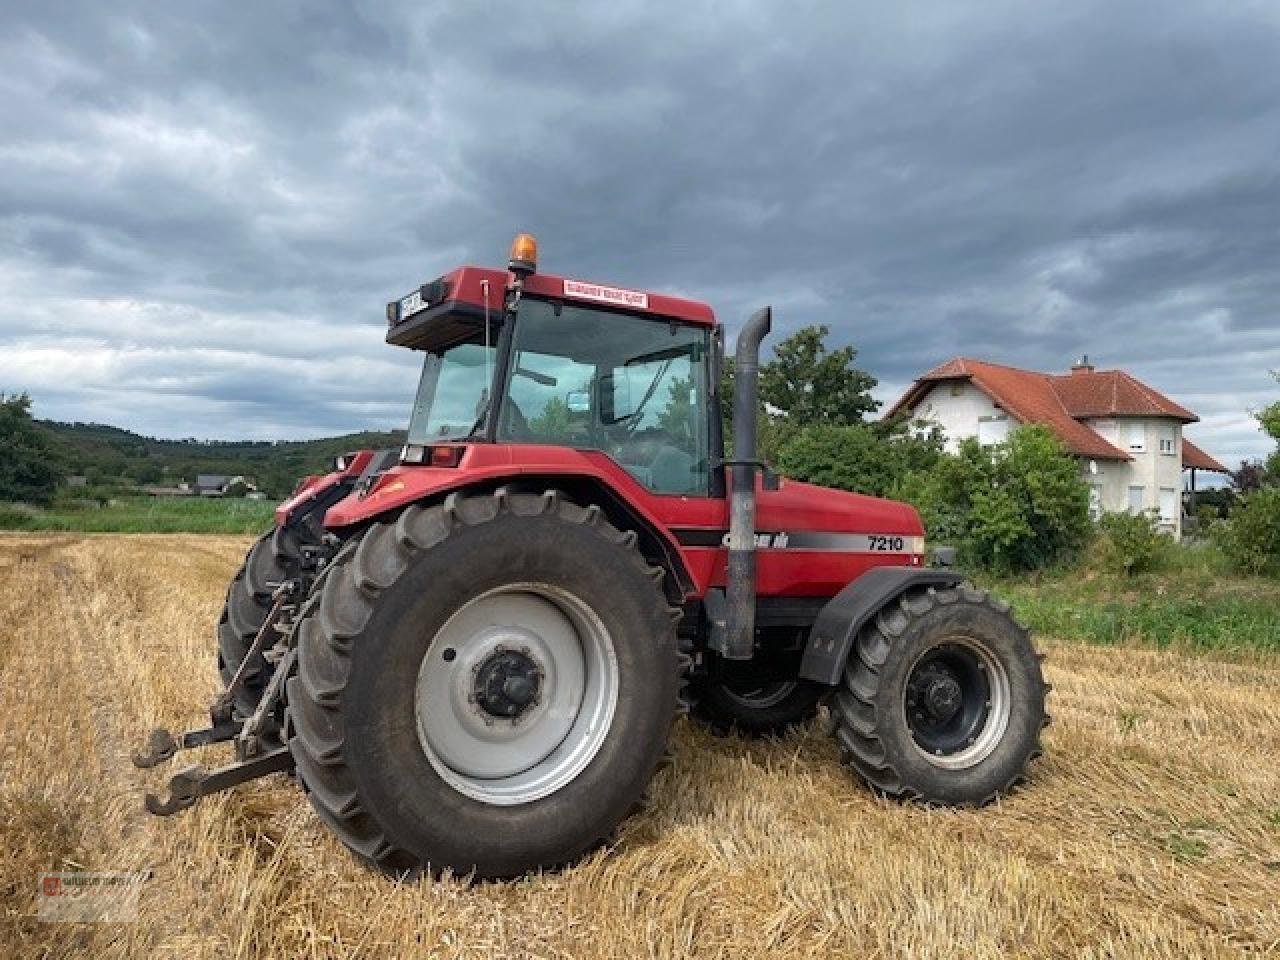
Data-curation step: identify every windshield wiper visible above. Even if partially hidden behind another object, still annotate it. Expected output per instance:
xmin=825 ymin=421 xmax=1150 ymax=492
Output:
xmin=625 ymin=345 xmax=691 ymax=367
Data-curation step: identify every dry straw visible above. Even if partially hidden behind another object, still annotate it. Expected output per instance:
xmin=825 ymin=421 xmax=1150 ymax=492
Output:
xmin=1 ymin=534 xmax=1277 ymax=958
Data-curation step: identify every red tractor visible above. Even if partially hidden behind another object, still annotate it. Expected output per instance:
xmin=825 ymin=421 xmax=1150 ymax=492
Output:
xmin=136 ymin=234 xmax=1047 ymax=879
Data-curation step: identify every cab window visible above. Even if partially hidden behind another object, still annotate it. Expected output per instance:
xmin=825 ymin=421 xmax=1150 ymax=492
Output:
xmin=497 ymin=298 xmax=711 ymax=495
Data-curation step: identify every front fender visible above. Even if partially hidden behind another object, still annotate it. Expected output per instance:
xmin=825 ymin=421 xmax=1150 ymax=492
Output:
xmin=799 ymin=567 xmax=965 ymax=685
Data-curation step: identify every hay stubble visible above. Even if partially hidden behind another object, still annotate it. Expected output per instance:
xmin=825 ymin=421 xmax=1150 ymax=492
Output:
xmin=1 ymin=534 xmax=1277 ymax=958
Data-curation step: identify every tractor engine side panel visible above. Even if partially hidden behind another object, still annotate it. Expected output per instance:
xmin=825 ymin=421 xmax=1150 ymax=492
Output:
xmin=670 ymin=476 xmax=928 ymax=598
xmin=319 ymin=446 xmax=925 ymax=602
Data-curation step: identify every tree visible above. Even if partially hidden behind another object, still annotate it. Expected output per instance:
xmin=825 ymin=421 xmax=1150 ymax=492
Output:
xmin=1213 ymin=486 xmax=1280 ymax=577
xmin=1232 ymin=460 xmax=1268 ymax=493
xmin=721 ymin=325 xmax=879 ymax=460
xmin=1213 ymin=372 xmax=1280 ymax=576
xmin=775 ymin=422 xmax=943 ymax=498
xmin=760 ymin=325 xmax=879 ymax=426
xmin=0 ymin=393 xmax=66 ymax=505
xmin=897 ymin=426 xmax=1091 ymax=574
xmin=657 ymin=376 xmax=695 ymax=446
xmin=527 ymin=395 xmax=573 ymax=442
xmin=1257 ymin=371 xmax=1280 ymax=481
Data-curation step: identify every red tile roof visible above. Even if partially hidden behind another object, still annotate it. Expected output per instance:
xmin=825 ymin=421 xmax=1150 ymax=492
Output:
xmin=1182 ymin=438 xmax=1228 ymax=472
xmin=889 ymin=357 xmax=1219 ymax=466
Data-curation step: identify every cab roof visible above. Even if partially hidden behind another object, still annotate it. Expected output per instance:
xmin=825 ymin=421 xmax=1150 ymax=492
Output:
xmin=448 ymin=265 xmax=714 ymax=326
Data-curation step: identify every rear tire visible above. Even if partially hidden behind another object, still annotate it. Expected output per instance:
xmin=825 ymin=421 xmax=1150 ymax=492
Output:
xmin=217 ymin=529 xmax=301 ymax=717
xmin=831 ymin=583 xmax=1046 ymax=805
xmin=285 ymin=489 xmax=681 ymax=879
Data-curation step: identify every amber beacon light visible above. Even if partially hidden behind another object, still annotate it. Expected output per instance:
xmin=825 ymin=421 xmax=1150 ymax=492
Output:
xmin=508 ymin=233 xmax=538 ymax=276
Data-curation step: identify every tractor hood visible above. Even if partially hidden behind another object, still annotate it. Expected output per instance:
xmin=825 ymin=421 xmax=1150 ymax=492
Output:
xmin=756 ymin=477 xmax=926 ymax=542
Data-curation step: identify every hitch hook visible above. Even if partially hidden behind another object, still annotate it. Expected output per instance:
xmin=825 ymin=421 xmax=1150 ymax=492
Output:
xmin=144 ymin=765 xmax=206 ymax=816
xmin=132 ymin=728 xmax=179 ymax=769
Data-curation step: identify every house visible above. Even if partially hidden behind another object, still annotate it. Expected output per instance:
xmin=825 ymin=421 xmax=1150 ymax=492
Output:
xmin=887 ymin=356 xmax=1228 ymax=537
xmin=195 ymin=474 xmax=232 ymax=496
xmin=194 ymin=474 xmax=258 ymax=497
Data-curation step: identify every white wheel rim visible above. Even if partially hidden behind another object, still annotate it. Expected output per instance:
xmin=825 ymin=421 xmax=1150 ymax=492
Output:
xmin=414 ymin=583 xmax=618 ymax=805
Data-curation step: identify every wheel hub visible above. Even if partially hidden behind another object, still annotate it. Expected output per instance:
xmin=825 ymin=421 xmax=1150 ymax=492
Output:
xmin=904 ymin=639 xmax=1012 ymax=770
xmin=910 ymin=665 xmax=964 ymax=725
xmin=474 ymin=649 xmax=543 ymax=718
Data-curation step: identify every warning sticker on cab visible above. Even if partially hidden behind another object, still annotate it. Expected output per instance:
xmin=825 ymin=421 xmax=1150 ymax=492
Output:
xmin=562 ymin=279 xmax=649 ymax=310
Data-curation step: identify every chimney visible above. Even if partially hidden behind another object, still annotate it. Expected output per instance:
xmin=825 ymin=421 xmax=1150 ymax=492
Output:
xmin=1071 ymin=354 xmax=1094 ymax=375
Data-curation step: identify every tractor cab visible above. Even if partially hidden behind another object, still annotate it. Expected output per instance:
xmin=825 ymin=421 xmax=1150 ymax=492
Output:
xmin=386 ymin=236 xmax=719 ymax=498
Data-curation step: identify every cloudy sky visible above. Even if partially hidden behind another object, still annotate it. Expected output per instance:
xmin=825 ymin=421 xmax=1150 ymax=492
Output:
xmin=1 ymin=1 xmax=1277 ymax=467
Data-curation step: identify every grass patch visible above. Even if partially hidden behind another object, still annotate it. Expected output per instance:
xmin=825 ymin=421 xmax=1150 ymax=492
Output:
xmin=0 ymin=497 xmax=275 ymax=534
xmin=1165 ymin=833 xmax=1209 ymax=863
xmin=981 ymin=546 xmax=1280 ymax=654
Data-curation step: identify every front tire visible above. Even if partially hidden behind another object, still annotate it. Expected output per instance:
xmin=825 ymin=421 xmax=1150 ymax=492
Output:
xmin=831 ymin=583 xmax=1046 ymax=805
xmin=285 ymin=489 xmax=681 ymax=879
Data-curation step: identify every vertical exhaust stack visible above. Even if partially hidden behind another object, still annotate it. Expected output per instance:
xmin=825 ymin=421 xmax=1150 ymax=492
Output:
xmin=724 ymin=306 xmax=772 ymax=660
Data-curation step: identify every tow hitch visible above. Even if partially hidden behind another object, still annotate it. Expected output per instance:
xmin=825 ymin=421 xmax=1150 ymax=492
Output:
xmin=134 ymin=581 xmax=300 ymax=815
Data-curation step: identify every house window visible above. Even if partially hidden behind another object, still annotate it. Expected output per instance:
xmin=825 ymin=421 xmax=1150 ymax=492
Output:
xmin=1158 ymin=487 xmax=1177 ymax=525
xmin=1127 ymin=485 xmax=1145 ymax=514
xmin=1088 ymin=485 xmax=1103 ymax=521
xmin=978 ymin=415 xmax=1010 ymax=446
xmin=1126 ymin=421 xmax=1146 ymax=453
xmin=950 ymin=383 xmax=964 ymax=397
xmin=1158 ymin=426 xmax=1176 ymax=455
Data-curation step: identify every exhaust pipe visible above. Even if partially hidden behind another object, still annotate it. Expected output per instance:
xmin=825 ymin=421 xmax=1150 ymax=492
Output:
xmin=724 ymin=305 xmax=771 ymax=660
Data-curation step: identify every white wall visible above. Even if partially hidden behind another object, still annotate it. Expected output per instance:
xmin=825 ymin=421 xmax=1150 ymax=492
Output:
xmin=910 ymin=385 xmax=1188 ymax=537
xmin=1082 ymin=418 xmax=1183 ymax=536
xmin=910 ymin=382 xmax=1011 ymax=453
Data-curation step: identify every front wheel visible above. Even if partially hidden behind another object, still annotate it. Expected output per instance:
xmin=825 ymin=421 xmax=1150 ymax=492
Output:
xmin=693 ymin=675 xmax=827 ymax=737
xmin=285 ymin=489 xmax=681 ymax=879
xmin=831 ymin=583 xmax=1046 ymax=806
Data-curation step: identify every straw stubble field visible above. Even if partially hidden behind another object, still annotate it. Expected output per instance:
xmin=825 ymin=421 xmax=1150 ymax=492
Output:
xmin=1 ymin=533 xmax=1278 ymax=959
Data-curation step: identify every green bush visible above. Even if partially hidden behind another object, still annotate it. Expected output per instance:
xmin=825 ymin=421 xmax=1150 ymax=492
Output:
xmin=774 ymin=423 xmax=943 ymax=498
xmin=1096 ymin=510 xmax=1173 ymax=575
xmin=1213 ymin=487 xmax=1280 ymax=577
xmin=897 ymin=425 xmax=1091 ymax=574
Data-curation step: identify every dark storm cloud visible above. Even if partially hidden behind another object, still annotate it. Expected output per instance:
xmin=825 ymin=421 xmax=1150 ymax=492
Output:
xmin=0 ymin=0 xmax=1277 ymax=465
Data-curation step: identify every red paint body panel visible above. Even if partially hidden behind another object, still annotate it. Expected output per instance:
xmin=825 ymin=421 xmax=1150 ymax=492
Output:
xmin=273 ymin=449 xmax=376 ymax=526
xmin=318 ymin=445 xmax=925 ymax=601
xmin=439 ymin=266 xmax=717 ymax=327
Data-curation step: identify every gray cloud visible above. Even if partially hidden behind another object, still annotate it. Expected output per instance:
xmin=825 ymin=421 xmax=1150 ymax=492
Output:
xmin=0 ymin=0 xmax=1277 ymax=467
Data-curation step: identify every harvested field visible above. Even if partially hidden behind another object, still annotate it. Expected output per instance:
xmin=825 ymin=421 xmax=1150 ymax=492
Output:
xmin=1 ymin=534 xmax=1278 ymax=959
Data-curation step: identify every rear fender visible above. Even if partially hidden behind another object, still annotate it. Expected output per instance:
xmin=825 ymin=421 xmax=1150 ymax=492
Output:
xmin=274 ymin=449 xmax=385 ymax=540
xmin=799 ymin=567 xmax=965 ymax=685
xmin=324 ymin=465 xmax=696 ymax=602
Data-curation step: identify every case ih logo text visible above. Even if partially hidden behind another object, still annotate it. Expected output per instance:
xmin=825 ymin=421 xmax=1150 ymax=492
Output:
xmin=562 ymin=279 xmax=649 ymax=310
xmin=722 ymin=531 xmax=790 ymax=549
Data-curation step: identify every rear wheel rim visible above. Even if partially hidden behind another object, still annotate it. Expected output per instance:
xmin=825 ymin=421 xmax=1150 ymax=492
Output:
xmin=904 ymin=637 xmax=1010 ymax=770
xmin=414 ymin=583 xmax=618 ymax=806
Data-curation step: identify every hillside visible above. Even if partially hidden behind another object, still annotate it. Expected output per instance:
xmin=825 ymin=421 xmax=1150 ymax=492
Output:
xmin=40 ymin=420 xmax=406 ymax=498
